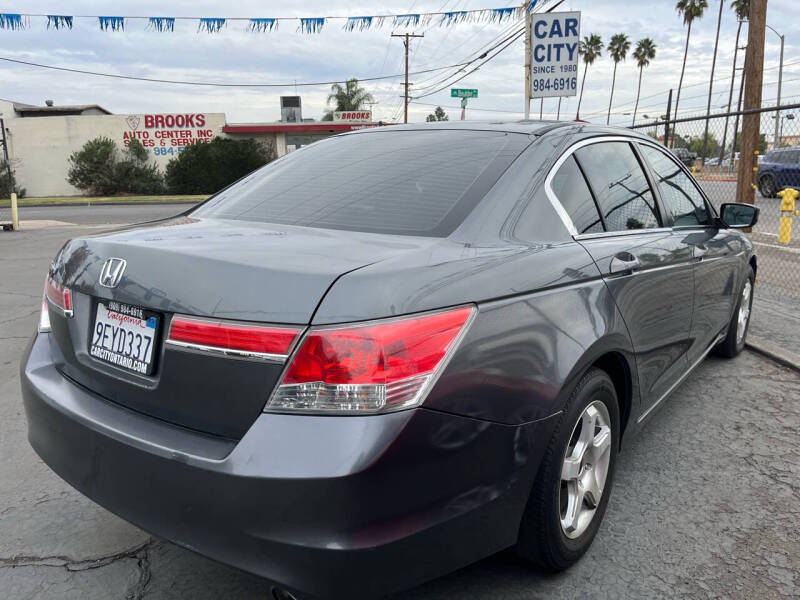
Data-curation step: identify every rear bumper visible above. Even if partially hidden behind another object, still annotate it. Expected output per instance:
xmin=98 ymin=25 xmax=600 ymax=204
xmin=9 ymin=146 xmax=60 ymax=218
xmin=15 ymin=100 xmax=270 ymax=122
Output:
xmin=21 ymin=333 xmax=555 ymax=599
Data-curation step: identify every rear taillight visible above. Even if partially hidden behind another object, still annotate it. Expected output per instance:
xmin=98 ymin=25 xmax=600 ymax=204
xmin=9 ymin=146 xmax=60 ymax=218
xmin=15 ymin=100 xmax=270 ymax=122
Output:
xmin=266 ymin=306 xmax=475 ymax=414
xmin=167 ymin=316 xmax=301 ymax=360
xmin=40 ymin=274 xmax=73 ymax=331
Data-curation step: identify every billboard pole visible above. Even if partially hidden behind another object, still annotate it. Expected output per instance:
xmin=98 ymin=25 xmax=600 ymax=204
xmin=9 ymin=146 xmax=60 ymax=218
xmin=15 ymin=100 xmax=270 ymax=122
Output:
xmin=524 ymin=8 xmax=532 ymax=119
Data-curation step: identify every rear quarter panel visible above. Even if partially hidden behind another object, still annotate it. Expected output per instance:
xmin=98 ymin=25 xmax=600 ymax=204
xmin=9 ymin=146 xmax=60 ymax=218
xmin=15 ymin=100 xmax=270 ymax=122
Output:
xmin=314 ymin=240 xmax=639 ymax=426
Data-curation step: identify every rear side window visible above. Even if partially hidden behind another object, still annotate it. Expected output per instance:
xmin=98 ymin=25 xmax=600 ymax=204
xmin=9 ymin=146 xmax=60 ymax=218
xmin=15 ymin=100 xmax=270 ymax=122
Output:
xmin=575 ymin=142 xmax=660 ymax=231
xmin=550 ymin=155 xmax=603 ymax=234
xmin=640 ymin=145 xmax=709 ymax=227
xmin=192 ymin=130 xmax=530 ymax=237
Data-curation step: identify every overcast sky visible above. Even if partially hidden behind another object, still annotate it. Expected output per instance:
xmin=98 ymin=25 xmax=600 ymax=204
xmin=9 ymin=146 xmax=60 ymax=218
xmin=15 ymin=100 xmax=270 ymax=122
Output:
xmin=1 ymin=0 xmax=798 ymax=126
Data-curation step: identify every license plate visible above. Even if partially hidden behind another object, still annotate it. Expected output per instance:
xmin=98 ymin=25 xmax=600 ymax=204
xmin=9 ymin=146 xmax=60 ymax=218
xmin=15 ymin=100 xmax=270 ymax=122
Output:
xmin=89 ymin=301 xmax=160 ymax=375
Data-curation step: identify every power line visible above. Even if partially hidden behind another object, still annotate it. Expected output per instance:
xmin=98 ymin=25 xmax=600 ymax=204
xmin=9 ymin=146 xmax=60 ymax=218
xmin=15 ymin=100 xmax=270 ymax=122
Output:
xmin=0 ymin=55 xmax=472 ymax=88
xmin=413 ymin=27 xmax=525 ymax=99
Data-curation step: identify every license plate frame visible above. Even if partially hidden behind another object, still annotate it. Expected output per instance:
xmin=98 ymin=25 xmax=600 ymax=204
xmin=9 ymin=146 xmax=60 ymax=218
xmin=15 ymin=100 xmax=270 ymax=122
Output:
xmin=89 ymin=300 xmax=161 ymax=376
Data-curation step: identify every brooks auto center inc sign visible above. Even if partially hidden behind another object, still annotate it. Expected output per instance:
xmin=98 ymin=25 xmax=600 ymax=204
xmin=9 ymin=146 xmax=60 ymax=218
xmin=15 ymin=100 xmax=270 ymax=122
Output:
xmin=122 ymin=113 xmax=220 ymax=161
xmin=529 ymin=12 xmax=580 ymax=98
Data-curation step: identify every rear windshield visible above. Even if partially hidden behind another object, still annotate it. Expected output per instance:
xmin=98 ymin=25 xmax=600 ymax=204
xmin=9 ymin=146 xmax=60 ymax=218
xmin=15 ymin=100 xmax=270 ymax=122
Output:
xmin=192 ymin=129 xmax=530 ymax=237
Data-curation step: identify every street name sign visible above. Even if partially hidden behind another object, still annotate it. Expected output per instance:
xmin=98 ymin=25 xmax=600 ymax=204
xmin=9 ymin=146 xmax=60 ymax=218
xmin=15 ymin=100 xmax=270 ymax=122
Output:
xmin=451 ymin=89 xmax=478 ymax=98
xmin=529 ymin=11 xmax=581 ymax=99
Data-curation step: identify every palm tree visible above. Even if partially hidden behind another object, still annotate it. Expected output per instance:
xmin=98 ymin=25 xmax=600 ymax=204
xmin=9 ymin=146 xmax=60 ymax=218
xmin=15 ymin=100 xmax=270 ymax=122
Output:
xmin=576 ymin=34 xmax=603 ymax=120
xmin=718 ymin=0 xmax=750 ymax=163
xmin=607 ymin=33 xmax=631 ymax=124
xmin=672 ymin=0 xmax=709 ymax=146
xmin=631 ymin=39 xmax=657 ymax=126
xmin=321 ymin=78 xmax=375 ymax=121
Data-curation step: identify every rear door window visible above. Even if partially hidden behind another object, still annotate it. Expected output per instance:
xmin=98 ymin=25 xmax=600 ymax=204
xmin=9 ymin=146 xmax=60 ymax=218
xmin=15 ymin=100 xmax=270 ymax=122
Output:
xmin=640 ymin=144 xmax=709 ymax=227
xmin=192 ymin=130 xmax=530 ymax=237
xmin=574 ymin=142 xmax=661 ymax=231
xmin=550 ymin=155 xmax=604 ymax=234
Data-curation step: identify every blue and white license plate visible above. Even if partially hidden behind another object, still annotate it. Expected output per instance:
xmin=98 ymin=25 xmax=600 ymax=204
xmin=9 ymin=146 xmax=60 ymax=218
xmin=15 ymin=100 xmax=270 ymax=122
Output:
xmin=90 ymin=301 xmax=160 ymax=375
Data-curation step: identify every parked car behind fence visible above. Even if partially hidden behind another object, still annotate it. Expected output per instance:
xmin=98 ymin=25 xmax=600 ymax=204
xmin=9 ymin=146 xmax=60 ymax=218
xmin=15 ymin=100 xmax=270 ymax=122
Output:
xmin=757 ymin=145 xmax=800 ymax=198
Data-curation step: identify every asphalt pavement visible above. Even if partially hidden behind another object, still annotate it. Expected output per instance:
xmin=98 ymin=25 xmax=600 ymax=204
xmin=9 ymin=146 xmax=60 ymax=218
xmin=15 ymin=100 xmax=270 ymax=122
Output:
xmin=0 ymin=206 xmax=798 ymax=599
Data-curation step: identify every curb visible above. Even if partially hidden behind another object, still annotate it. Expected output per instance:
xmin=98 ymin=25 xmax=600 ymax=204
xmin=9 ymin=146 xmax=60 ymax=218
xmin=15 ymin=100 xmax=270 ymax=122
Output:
xmin=746 ymin=339 xmax=800 ymax=373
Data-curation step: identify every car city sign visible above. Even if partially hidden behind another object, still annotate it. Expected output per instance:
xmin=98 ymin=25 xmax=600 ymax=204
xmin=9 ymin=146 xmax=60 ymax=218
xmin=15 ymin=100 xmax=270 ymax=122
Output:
xmin=529 ymin=11 xmax=581 ymax=99
xmin=333 ymin=111 xmax=372 ymax=123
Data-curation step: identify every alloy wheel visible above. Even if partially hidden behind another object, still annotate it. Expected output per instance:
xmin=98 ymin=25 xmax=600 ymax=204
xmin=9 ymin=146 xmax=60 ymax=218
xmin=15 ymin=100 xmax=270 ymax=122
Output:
xmin=559 ymin=400 xmax=612 ymax=539
xmin=759 ymin=177 xmax=776 ymax=198
xmin=736 ymin=280 xmax=752 ymax=345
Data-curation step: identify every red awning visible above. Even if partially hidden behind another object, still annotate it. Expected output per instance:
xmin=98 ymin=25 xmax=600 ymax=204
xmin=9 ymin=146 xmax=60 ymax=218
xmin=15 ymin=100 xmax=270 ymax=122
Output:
xmin=222 ymin=123 xmax=373 ymax=134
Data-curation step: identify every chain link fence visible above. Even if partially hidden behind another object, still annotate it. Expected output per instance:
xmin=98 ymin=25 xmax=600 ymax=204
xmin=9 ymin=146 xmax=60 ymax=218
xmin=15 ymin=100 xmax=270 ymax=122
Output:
xmin=632 ymin=104 xmax=800 ymax=360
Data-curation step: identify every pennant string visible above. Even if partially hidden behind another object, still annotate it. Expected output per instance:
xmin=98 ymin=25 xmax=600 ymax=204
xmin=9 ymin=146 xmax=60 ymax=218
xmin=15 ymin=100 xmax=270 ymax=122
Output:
xmin=18 ymin=4 xmax=546 ymax=34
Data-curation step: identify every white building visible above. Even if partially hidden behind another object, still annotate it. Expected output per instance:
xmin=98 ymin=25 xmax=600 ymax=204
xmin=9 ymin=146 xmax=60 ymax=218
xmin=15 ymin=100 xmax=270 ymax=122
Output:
xmin=0 ymin=98 xmax=375 ymax=197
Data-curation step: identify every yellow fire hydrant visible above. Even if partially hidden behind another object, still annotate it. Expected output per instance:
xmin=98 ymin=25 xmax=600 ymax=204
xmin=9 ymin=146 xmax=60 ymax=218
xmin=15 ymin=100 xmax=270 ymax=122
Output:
xmin=777 ymin=188 xmax=800 ymax=244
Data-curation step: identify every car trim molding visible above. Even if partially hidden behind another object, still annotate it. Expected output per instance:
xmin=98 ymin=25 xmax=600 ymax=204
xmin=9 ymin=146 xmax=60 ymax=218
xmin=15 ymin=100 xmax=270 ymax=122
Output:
xmin=164 ymin=338 xmax=290 ymax=363
xmin=544 ymin=135 xmax=685 ymax=240
xmin=636 ymin=331 xmax=725 ymax=424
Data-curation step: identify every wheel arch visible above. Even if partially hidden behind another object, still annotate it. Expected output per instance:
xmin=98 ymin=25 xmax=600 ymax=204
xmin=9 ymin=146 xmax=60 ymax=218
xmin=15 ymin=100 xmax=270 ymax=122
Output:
xmin=554 ymin=335 xmax=639 ymax=448
xmin=591 ymin=352 xmax=633 ymax=441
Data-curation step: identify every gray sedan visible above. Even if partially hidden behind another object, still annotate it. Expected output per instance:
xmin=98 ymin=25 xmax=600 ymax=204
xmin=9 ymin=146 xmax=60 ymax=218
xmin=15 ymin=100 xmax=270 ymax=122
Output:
xmin=20 ymin=121 xmax=758 ymax=599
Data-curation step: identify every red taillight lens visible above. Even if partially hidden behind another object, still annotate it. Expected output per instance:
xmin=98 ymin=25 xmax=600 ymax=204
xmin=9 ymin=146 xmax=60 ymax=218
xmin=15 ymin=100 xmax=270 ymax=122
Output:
xmin=44 ymin=275 xmax=72 ymax=313
xmin=167 ymin=316 xmax=300 ymax=358
xmin=269 ymin=306 xmax=474 ymax=413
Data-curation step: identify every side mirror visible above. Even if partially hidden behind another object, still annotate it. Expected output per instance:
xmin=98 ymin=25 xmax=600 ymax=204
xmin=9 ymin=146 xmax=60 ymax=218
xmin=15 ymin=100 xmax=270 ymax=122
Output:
xmin=720 ymin=203 xmax=759 ymax=229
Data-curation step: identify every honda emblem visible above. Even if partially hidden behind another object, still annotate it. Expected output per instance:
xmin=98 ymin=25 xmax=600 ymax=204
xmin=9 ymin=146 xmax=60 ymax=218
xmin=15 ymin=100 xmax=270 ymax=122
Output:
xmin=99 ymin=258 xmax=127 ymax=288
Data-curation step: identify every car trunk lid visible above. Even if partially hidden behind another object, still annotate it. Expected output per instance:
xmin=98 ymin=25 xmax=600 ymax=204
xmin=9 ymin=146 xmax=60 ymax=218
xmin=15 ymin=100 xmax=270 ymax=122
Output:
xmin=47 ymin=216 xmax=436 ymax=438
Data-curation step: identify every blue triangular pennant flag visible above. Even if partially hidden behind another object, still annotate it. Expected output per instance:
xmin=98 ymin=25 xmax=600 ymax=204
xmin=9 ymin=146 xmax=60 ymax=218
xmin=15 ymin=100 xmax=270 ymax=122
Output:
xmin=98 ymin=16 xmax=125 ymax=31
xmin=249 ymin=18 xmax=277 ymax=32
xmin=148 ymin=17 xmax=175 ymax=32
xmin=0 ymin=13 xmax=26 ymax=30
xmin=198 ymin=18 xmax=226 ymax=33
xmin=299 ymin=18 xmax=325 ymax=34
xmin=47 ymin=15 xmax=73 ymax=30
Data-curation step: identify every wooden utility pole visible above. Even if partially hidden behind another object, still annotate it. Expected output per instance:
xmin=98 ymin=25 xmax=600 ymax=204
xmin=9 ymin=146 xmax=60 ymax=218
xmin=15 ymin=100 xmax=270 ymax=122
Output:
xmin=392 ymin=32 xmax=424 ymax=124
xmin=736 ymin=0 xmax=766 ymax=205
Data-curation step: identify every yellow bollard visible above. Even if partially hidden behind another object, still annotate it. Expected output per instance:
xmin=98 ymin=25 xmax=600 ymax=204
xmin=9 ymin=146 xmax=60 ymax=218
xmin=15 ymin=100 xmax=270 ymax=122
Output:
xmin=777 ymin=188 xmax=799 ymax=244
xmin=10 ymin=192 xmax=18 ymax=231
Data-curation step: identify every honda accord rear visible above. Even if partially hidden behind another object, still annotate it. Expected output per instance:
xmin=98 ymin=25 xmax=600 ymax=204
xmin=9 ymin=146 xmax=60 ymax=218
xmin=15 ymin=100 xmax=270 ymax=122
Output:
xmin=20 ymin=122 xmax=757 ymax=598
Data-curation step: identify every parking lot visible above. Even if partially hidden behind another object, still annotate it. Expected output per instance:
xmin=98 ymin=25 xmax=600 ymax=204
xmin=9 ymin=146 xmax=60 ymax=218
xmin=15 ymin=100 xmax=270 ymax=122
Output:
xmin=1 ymin=206 xmax=799 ymax=599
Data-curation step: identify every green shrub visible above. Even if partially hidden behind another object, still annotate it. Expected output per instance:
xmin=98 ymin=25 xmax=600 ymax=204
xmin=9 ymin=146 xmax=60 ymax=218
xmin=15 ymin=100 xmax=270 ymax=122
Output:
xmin=165 ymin=137 xmax=274 ymax=195
xmin=67 ymin=137 xmax=164 ymax=195
xmin=0 ymin=159 xmax=25 ymax=198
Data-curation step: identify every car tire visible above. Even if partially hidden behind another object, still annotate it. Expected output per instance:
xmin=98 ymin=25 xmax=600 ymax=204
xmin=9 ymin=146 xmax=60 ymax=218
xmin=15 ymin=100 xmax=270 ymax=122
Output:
xmin=715 ymin=266 xmax=755 ymax=358
xmin=516 ymin=367 xmax=620 ymax=572
xmin=758 ymin=175 xmax=777 ymax=198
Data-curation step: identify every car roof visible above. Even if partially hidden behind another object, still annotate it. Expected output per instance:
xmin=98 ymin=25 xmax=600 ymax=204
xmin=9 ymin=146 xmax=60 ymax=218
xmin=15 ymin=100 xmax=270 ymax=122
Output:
xmin=340 ymin=120 xmax=658 ymax=141
xmin=770 ymin=145 xmax=800 ymax=152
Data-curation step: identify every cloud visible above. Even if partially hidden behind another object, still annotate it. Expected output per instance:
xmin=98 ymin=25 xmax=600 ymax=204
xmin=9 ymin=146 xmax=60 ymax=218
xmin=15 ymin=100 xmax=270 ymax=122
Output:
xmin=0 ymin=0 xmax=796 ymax=125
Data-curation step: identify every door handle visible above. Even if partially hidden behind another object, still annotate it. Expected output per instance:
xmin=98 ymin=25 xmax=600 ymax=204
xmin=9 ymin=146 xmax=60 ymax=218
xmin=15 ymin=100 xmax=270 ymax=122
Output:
xmin=694 ymin=244 xmax=708 ymax=260
xmin=609 ymin=254 xmax=640 ymax=274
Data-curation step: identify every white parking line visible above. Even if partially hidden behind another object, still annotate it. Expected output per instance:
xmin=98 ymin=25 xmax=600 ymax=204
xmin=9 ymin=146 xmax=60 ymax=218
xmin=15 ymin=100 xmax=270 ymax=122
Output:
xmin=753 ymin=241 xmax=800 ymax=254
